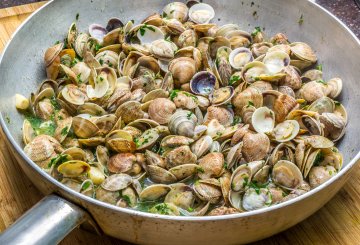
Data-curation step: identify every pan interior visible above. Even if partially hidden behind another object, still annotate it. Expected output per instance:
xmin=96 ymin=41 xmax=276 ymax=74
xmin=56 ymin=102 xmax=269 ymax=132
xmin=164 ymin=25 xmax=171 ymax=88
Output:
xmin=0 ymin=0 xmax=359 ymax=168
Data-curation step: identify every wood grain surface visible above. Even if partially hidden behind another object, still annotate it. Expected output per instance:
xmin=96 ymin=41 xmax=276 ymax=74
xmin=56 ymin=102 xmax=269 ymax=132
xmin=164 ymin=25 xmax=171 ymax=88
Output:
xmin=0 ymin=2 xmax=360 ymax=245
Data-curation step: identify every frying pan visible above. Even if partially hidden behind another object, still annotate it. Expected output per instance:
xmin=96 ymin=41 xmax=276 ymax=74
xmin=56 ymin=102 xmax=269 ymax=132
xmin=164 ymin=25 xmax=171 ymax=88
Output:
xmin=0 ymin=0 xmax=359 ymax=244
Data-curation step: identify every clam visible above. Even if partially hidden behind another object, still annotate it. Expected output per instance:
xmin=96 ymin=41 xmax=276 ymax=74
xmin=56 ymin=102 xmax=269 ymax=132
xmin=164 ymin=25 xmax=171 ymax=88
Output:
xmin=22 ymin=120 xmax=36 ymax=145
xmin=190 ymin=71 xmax=216 ymax=96
xmin=263 ymin=51 xmax=290 ymax=74
xmin=164 ymin=184 xmax=195 ymax=210
xmin=178 ymin=29 xmax=198 ymax=48
xmin=205 ymin=106 xmax=233 ymax=127
xmin=268 ymin=142 xmax=295 ymax=166
xmin=169 ymin=164 xmax=199 ymax=180
xmin=210 ymin=86 xmax=234 ymax=106
xmin=308 ymin=165 xmax=337 ymax=188
xmin=165 ymin=145 xmax=197 ymax=168
xmin=101 ymin=173 xmax=133 ymax=191
xmin=326 ymin=78 xmax=342 ymax=99
xmin=169 ymin=57 xmax=197 ymax=85
xmin=161 ymin=135 xmax=194 ymax=150
xmin=61 ymin=84 xmax=88 ymax=105
xmin=319 ymin=113 xmax=346 ymax=141
xmin=163 ymin=2 xmax=189 ymax=23
xmin=198 ymin=152 xmax=224 ymax=179
xmin=272 ymin=160 xmax=303 ymax=189
xmin=191 ymin=135 xmax=213 ymax=158
xmin=106 ymin=130 xmax=136 ymax=153
xmin=303 ymin=135 xmax=334 ymax=149
xmin=280 ymin=66 xmax=302 ymax=90
xmin=108 ymin=153 xmax=137 ymax=174
xmin=229 ymin=48 xmax=253 ymax=70
xmin=290 ymin=42 xmax=317 ymax=63
xmin=232 ymin=86 xmax=263 ymax=111
xmin=301 ymin=115 xmax=323 ymax=136
xmin=273 ymin=120 xmax=300 ymax=142
xmin=150 ymin=39 xmax=178 ymax=60
xmin=308 ymin=97 xmax=335 ymax=114
xmin=148 ymin=98 xmax=176 ymax=125
xmin=298 ymin=81 xmax=327 ymax=102
xmin=242 ymin=132 xmax=270 ymax=162
xmin=242 ymin=187 xmax=272 ymax=211
xmin=24 ymin=135 xmax=63 ymax=168
xmin=241 ymin=61 xmax=269 ymax=83
xmin=72 ymin=116 xmax=99 ymax=138
xmin=263 ymin=90 xmax=298 ymax=122
xmin=230 ymin=164 xmax=252 ymax=192
xmin=301 ymin=69 xmax=323 ymax=82
xmin=115 ymin=101 xmax=146 ymax=124
xmin=193 ymin=179 xmax=222 ymax=204
xmin=251 ymin=107 xmax=275 ymax=133
xmin=57 ymin=160 xmax=90 ymax=177
xmin=136 ymin=128 xmax=161 ymax=150
xmin=139 ymin=184 xmax=171 ymax=201
xmin=169 ymin=109 xmax=197 ymax=138
xmin=189 ymin=3 xmax=215 ymax=24
xmin=146 ymin=165 xmax=177 ymax=184
xmin=172 ymin=91 xmax=199 ymax=110
xmin=145 ymin=150 xmax=166 ymax=168
xmin=213 ymin=46 xmax=232 ymax=86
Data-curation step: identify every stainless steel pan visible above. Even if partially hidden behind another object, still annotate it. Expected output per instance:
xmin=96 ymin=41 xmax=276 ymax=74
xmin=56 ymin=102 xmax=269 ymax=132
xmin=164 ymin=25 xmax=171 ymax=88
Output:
xmin=0 ymin=0 xmax=359 ymax=244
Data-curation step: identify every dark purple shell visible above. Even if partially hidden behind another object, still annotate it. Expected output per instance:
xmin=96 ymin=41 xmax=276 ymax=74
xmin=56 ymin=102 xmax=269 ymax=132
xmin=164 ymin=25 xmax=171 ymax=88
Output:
xmin=190 ymin=71 xmax=216 ymax=96
xmin=106 ymin=18 xmax=124 ymax=32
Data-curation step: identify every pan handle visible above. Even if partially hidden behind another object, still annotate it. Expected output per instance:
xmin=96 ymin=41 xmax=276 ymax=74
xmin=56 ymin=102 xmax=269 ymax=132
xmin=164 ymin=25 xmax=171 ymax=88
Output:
xmin=0 ymin=194 xmax=100 ymax=245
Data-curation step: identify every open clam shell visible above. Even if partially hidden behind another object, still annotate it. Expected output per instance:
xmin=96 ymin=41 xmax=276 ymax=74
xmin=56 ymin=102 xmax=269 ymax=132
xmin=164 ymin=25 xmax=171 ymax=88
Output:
xmin=229 ymin=47 xmax=253 ymax=70
xmin=251 ymin=107 xmax=275 ymax=134
xmin=272 ymin=160 xmax=303 ymax=190
xmin=189 ymin=3 xmax=215 ymax=24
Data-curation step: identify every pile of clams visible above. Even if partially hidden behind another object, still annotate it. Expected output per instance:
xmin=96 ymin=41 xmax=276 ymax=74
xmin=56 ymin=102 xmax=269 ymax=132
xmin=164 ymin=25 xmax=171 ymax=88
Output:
xmin=16 ymin=1 xmax=347 ymax=216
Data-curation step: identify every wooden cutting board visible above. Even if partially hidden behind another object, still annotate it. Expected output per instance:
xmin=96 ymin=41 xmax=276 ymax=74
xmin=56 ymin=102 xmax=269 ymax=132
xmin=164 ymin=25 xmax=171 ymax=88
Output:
xmin=0 ymin=2 xmax=360 ymax=245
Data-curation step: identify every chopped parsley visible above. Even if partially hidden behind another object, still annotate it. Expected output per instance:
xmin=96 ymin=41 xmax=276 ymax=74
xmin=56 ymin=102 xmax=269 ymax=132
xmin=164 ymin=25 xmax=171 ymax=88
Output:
xmin=223 ymin=162 xmax=228 ymax=169
xmin=152 ymin=203 xmax=172 ymax=215
xmin=76 ymin=73 xmax=83 ymax=84
xmin=313 ymin=151 xmax=325 ymax=166
xmin=139 ymin=24 xmax=156 ymax=36
xmin=170 ymin=10 xmax=175 ymax=14
xmin=81 ymin=181 xmax=91 ymax=191
xmin=131 ymin=19 xmax=135 ymax=24
xmin=231 ymin=116 xmax=242 ymax=126
xmin=187 ymin=112 xmax=193 ymax=120
xmin=50 ymin=96 xmax=61 ymax=111
xmin=249 ymin=181 xmax=268 ymax=194
xmin=196 ymin=167 xmax=205 ymax=173
xmin=316 ymin=64 xmax=323 ymax=71
xmin=229 ymin=75 xmax=240 ymax=86
xmin=316 ymin=79 xmax=327 ymax=85
xmin=162 ymin=12 xmax=168 ymax=18
xmin=76 ymin=13 xmax=80 ymax=21
xmin=242 ymin=177 xmax=249 ymax=188
xmin=251 ymin=26 xmax=262 ymax=37
xmin=5 ymin=115 xmax=10 ymax=124
xmin=61 ymin=126 xmax=69 ymax=136
xmin=247 ymin=101 xmax=254 ymax=107
xmin=169 ymin=89 xmax=180 ymax=101
xmin=298 ymin=14 xmax=304 ymax=25
xmin=187 ymin=207 xmax=194 ymax=212
xmin=95 ymin=44 xmax=103 ymax=52
xmin=334 ymin=101 xmax=341 ymax=106
xmin=99 ymin=59 xmax=104 ymax=65
xmin=48 ymin=154 xmax=68 ymax=168
xmin=54 ymin=41 xmax=60 ymax=45
xmin=121 ymin=195 xmax=132 ymax=205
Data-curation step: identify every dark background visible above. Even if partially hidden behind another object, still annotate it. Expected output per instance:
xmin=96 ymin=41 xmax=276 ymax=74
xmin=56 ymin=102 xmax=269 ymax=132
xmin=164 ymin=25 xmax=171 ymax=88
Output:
xmin=0 ymin=0 xmax=359 ymax=37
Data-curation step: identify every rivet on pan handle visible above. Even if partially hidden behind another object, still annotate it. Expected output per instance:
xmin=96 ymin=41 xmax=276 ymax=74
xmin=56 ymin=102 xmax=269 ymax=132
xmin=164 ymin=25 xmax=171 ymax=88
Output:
xmin=0 ymin=195 xmax=101 ymax=245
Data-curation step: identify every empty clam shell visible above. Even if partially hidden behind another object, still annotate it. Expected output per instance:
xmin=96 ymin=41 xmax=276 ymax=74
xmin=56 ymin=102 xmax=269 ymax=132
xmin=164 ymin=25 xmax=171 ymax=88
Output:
xmin=190 ymin=71 xmax=216 ymax=96
xmin=251 ymin=107 xmax=275 ymax=134
xmin=189 ymin=3 xmax=215 ymax=24
xmin=273 ymin=120 xmax=300 ymax=142
xmin=229 ymin=47 xmax=253 ymax=69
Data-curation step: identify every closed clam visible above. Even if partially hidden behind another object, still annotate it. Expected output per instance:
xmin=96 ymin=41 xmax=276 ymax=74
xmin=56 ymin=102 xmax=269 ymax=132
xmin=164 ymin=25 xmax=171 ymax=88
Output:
xmin=169 ymin=109 xmax=197 ymax=138
xmin=193 ymin=179 xmax=222 ymax=204
xmin=148 ymin=98 xmax=176 ymax=124
xmin=169 ymin=57 xmax=197 ymax=85
xmin=165 ymin=145 xmax=197 ymax=168
xmin=242 ymin=132 xmax=270 ymax=162
xmin=198 ymin=152 xmax=224 ymax=179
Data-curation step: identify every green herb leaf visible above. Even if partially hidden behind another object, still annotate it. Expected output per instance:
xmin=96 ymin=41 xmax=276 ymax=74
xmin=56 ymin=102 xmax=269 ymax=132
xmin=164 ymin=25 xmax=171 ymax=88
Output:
xmin=61 ymin=126 xmax=69 ymax=136
xmin=313 ymin=151 xmax=325 ymax=166
xmin=81 ymin=181 xmax=91 ymax=191
xmin=122 ymin=195 xmax=132 ymax=205
xmin=247 ymin=101 xmax=254 ymax=107
xmin=139 ymin=24 xmax=156 ymax=36
xmin=231 ymin=116 xmax=242 ymax=126
xmin=95 ymin=44 xmax=103 ymax=52
xmin=316 ymin=64 xmax=323 ymax=71
xmin=251 ymin=26 xmax=262 ymax=37
xmin=229 ymin=75 xmax=240 ymax=86
xmin=187 ymin=111 xmax=193 ymax=120
xmin=316 ymin=79 xmax=327 ymax=85
xmin=76 ymin=13 xmax=80 ymax=21
xmin=48 ymin=154 xmax=68 ymax=168
xmin=169 ymin=89 xmax=180 ymax=101
xmin=298 ymin=14 xmax=304 ymax=25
